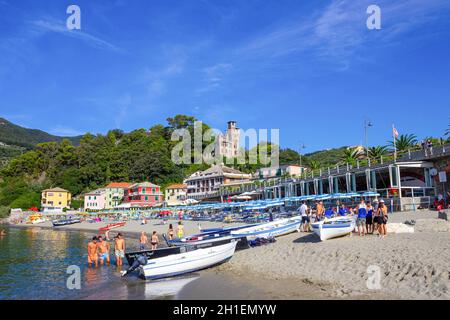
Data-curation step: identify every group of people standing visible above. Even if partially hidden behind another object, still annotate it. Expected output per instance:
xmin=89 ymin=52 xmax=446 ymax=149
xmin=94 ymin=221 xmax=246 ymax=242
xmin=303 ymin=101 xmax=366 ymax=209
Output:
xmin=87 ymin=221 xmax=186 ymax=267
xmin=87 ymin=233 xmax=125 ymax=268
xmin=298 ymin=198 xmax=389 ymax=238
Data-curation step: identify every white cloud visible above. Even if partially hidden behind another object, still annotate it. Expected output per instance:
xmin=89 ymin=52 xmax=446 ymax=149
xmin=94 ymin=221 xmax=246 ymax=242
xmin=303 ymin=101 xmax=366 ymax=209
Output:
xmin=31 ymin=18 xmax=124 ymax=53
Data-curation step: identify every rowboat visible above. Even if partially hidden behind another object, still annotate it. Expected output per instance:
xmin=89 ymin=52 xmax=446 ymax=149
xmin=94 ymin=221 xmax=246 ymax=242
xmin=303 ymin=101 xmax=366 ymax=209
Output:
xmin=230 ymin=217 xmax=301 ymax=241
xmin=99 ymin=222 xmax=126 ymax=232
xmin=311 ymin=217 xmax=356 ymax=241
xmin=52 ymin=218 xmax=81 ymax=227
xmin=125 ymin=238 xmax=238 ymax=280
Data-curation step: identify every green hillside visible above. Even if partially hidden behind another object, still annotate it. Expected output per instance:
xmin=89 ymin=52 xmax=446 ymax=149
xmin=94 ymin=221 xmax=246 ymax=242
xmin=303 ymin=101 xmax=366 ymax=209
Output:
xmin=0 ymin=118 xmax=82 ymax=149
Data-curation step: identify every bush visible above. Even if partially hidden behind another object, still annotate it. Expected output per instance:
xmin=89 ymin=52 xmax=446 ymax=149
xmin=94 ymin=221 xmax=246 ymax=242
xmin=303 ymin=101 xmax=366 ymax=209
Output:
xmin=0 ymin=206 xmax=10 ymax=218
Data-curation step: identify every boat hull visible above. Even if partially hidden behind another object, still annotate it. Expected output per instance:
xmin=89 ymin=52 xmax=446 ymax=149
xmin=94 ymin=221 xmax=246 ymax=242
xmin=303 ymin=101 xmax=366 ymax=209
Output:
xmin=52 ymin=219 xmax=81 ymax=227
xmin=311 ymin=218 xmax=355 ymax=241
xmin=230 ymin=217 xmax=301 ymax=241
xmin=138 ymin=240 xmax=238 ymax=280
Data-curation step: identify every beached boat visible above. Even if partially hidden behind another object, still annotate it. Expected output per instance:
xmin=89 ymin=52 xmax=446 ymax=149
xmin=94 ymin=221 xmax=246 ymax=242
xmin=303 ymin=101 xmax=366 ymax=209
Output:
xmin=125 ymin=237 xmax=238 ymax=280
xmin=52 ymin=218 xmax=81 ymax=227
xmin=99 ymin=222 xmax=126 ymax=232
xmin=311 ymin=217 xmax=356 ymax=241
xmin=230 ymin=217 xmax=301 ymax=241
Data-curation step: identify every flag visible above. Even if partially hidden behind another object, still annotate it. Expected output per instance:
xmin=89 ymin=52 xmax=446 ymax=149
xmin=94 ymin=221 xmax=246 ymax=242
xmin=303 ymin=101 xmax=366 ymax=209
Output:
xmin=393 ymin=126 xmax=399 ymax=138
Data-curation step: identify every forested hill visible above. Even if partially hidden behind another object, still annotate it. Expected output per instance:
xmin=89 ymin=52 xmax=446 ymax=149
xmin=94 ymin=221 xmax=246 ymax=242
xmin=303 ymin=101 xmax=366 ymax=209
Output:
xmin=0 ymin=118 xmax=82 ymax=149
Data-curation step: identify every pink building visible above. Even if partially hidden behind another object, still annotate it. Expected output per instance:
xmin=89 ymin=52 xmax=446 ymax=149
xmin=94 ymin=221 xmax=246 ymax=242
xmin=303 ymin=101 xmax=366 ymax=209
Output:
xmin=84 ymin=189 xmax=107 ymax=211
xmin=123 ymin=182 xmax=163 ymax=207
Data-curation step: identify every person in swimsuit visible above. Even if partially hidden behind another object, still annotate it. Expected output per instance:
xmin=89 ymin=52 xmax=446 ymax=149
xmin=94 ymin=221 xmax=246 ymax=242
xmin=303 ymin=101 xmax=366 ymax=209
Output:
xmin=366 ymin=203 xmax=374 ymax=234
xmin=87 ymin=236 xmax=99 ymax=268
xmin=114 ymin=233 xmax=125 ymax=266
xmin=97 ymin=236 xmax=110 ymax=266
xmin=176 ymin=221 xmax=184 ymax=239
xmin=0 ymin=229 xmax=6 ymax=236
xmin=316 ymin=201 xmax=325 ymax=221
xmin=168 ymin=224 xmax=174 ymax=240
xmin=139 ymin=231 xmax=148 ymax=250
xmin=151 ymin=231 xmax=159 ymax=250
xmin=377 ymin=200 xmax=388 ymax=238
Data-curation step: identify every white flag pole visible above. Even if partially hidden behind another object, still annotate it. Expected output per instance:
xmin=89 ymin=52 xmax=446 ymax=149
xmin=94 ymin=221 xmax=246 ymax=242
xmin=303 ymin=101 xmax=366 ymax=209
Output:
xmin=393 ymin=124 xmax=397 ymax=162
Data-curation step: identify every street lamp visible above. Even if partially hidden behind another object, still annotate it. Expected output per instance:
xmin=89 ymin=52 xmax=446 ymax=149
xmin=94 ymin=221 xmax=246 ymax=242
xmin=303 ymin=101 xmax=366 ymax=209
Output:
xmin=364 ymin=120 xmax=373 ymax=158
xmin=299 ymin=142 xmax=306 ymax=168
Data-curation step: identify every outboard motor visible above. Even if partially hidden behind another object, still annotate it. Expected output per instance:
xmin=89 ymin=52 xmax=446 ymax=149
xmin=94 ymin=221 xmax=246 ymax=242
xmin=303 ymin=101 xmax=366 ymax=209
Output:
xmin=121 ymin=254 xmax=148 ymax=277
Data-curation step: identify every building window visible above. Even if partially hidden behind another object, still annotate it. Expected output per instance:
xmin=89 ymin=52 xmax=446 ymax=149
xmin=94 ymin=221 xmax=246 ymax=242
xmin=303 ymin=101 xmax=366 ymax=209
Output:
xmin=145 ymin=196 xmax=148 ymax=201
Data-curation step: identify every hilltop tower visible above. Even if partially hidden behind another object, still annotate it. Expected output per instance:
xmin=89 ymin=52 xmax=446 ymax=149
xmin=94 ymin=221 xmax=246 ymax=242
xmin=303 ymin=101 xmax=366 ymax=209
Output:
xmin=215 ymin=121 xmax=240 ymax=159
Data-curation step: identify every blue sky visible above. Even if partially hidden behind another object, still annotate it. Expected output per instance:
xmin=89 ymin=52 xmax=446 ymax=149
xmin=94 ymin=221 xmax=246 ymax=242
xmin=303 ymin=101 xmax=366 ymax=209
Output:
xmin=0 ymin=0 xmax=449 ymax=153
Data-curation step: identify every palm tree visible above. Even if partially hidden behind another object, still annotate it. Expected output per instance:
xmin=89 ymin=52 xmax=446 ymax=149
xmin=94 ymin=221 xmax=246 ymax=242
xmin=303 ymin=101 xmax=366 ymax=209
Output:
xmin=389 ymin=134 xmax=418 ymax=152
xmin=445 ymin=123 xmax=450 ymax=137
xmin=368 ymin=146 xmax=389 ymax=160
xmin=341 ymin=147 xmax=364 ymax=165
xmin=308 ymin=160 xmax=321 ymax=171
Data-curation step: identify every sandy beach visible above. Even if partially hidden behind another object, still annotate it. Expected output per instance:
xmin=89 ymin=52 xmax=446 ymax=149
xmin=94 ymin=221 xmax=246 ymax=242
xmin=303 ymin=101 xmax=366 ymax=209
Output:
xmin=7 ymin=210 xmax=450 ymax=300
xmin=216 ymin=210 xmax=450 ymax=300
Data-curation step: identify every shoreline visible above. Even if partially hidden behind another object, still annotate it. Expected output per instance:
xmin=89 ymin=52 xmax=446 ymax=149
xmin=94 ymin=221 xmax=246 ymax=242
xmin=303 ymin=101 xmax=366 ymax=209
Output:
xmin=5 ymin=210 xmax=450 ymax=300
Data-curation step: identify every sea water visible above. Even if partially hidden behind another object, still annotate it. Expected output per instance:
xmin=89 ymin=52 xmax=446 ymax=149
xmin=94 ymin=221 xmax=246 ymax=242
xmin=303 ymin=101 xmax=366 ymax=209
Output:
xmin=0 ymin=226 xmax=196 ymax=300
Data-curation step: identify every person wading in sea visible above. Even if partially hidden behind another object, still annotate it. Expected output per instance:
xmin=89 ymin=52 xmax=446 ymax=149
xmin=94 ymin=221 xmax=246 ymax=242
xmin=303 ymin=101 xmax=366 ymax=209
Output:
xmin=115 ymin=233 xmax=125 ymax=266
xmin=88 ymin=236 xmax=99 ymax=268
xmin=97 ymin=236 xmax=110 ymax=266
xmin=139 ymin=231 xmax=148 ymax=250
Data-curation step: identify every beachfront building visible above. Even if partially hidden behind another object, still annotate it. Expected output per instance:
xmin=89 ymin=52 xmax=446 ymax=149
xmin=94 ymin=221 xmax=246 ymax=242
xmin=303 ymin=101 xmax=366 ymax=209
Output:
xmin=122 ymin=182 xmax=163 ymax=208
xmin=103 ymin=182 xmax=131 ymax=209
xmin=215 ymin=121 xmax=241 ymax=159
xmin=254 ymin=164 xmax=306 ymax=179
xmin=165 ymin=184 xmax=187 ymax=206
xmin=84 ymin=189 xmax=107 ymax=211
xmin=184 ymin=164 xmax=252 ymax=201
xmin=41 ymin=187 xmax=71 ymax=213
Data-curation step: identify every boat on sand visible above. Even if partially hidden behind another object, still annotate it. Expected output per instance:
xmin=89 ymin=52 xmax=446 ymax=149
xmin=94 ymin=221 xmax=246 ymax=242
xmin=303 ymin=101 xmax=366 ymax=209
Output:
xmin=230 ymin=217 xmax=301 ymax=241
xmin=311 ymin=217 xmax=356 ymax=241
xmin=125 ymin=237 xmax=238 ymax=280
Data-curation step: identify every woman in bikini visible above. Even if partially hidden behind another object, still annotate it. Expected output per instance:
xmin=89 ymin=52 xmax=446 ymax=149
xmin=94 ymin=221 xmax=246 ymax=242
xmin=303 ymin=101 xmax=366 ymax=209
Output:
xmin=168 ymin=224 xmax=174 ymax=240
xmin=151 ymin=231 xmax=159 ymax=250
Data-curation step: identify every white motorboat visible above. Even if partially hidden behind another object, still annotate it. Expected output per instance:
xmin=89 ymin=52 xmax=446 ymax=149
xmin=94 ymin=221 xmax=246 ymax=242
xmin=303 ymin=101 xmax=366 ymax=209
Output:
xmin=311 ymin=217 xmax=356 ymax=241
xmin=230 ymin=217 xmax=301 ymax=241
xmin=125 ymin=238 xmax=238 ymax=280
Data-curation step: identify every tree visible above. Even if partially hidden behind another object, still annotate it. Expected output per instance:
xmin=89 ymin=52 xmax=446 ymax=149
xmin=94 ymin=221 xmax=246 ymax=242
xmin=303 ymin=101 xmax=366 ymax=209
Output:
xmin=389 ymin=134 xmax=418 ymax=152
xmin=368 ymin=146 xmax=389 ymax=160
xmin=308 ymin=160 xmax=321 ymax=170
xmin=341 ymin=147 xmax=364 ymax=165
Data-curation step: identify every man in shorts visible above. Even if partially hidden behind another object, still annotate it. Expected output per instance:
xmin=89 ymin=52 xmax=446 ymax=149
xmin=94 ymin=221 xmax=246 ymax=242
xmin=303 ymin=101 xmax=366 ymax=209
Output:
xmin=115 ymin=233 xmax=125 ymax=266
xmin=97 ymin=235 xmax=110 ymax=266
xmin=356 ymin=200 xmax=367 ymax=237
xmin=299 ymin=201 xmax=310 ymax=232
xmin=87 ymin=236 xmax=99 ymax=268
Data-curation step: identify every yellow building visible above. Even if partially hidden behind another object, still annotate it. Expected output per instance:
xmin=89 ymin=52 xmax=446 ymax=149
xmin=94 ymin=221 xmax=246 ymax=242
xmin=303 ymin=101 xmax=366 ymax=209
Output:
xmin=41 ymin=187 xmax=72 ymax=212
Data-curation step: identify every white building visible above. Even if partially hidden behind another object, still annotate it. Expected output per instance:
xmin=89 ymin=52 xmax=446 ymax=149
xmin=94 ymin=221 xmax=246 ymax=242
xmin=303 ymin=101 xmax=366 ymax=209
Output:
xmin=184 ymin=164 xmax=252 ymax=200
xmin=215 ymin=121 xmax=240 ymax=159
xmin=165 ymin=184 xmax=187 ymax=206
xmin=254 ymin=164 xmax=306 ymax=179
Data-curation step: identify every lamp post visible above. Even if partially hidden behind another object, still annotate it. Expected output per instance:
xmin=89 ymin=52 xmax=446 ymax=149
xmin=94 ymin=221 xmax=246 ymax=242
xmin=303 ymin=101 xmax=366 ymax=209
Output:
xmin=299 ymin=142 xmax=306 ymax=173
xmin=364 ymin=120 xmax=373 ymax=159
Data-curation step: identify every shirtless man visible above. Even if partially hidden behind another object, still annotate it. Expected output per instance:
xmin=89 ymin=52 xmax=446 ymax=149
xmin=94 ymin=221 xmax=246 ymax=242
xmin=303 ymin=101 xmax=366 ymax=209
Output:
xmin=139 ymin=231 xmax=148 ymax=250
xmin=151 ymin=231 xmax=159 ymax=250
xmin=316 ymin=201 xmax=325 ymax=221
xmin=87 ymin=236 xmax=99 ymax=268
xmin=114 ymin=233 xmax=125 ymax=266
xmin=97 ymin=236 xmax=110 ymax=266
